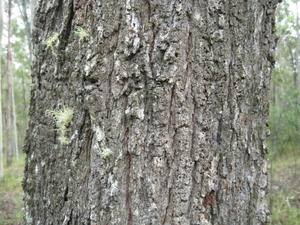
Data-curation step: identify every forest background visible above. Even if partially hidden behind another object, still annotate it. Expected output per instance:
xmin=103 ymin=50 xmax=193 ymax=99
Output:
xmin=0 ymin=0 xmax=299 ymax=224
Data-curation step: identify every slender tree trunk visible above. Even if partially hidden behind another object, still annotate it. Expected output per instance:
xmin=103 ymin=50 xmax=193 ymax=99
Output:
xmin=17 ymin=0 xmax=32 ymax=63
xmin=0 ymin=0 xmax=3 ymax=177
xmin=24 ymin=1 xmax=279 ymax=224
xmin=296 ymin=3 xmax=300 ymax=90
xmin=2 ymin=3 xmax=8 ymax=161
xmin=21 ymin=71 xmax=29 ymax=144
xmin=271 ymin=80 xmax=276 ymax=105
xmin=30 ymin=0 xmax=35 ymax=30
xmin=6 ymin=0 xmax=18 ymax=165
xmin=12 ymin=84 xmax=19 ymax=160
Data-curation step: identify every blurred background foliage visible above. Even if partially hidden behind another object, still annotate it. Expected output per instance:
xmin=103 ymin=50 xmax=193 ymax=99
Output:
xmin=268 ymin=0 xmax=300 ymax=224
xmin=270 ymin=0 xmax=300 ymax=155
xmin=0 ymin=0 xmax=298 ymax=224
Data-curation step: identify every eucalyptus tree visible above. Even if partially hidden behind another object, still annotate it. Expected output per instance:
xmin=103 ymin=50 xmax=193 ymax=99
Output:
xmin=24 ymin=1 xmax=279 ymax=224
xmin=0 ymin=0 xmax=3 ymax=177
xmin=5 ymin=0 xmax=19 ymax=165
xmin=14 ymin=0 xmax=33 ymax=62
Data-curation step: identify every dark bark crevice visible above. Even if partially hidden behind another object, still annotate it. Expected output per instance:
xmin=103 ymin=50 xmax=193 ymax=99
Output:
xmin=59 ymin=0 xmax=75 ymax=50
xmin=163 ymin=83 xmax=176 ymax=224
xmin=188 ymin=99 xmax=197 ymax=222
xmin=162 ymin=188 xmax=172 ymax=225
xmin=125 ymin=151 xmax=133 ymax=225
xmin=122 ymin=94 xmax=132 ymax=225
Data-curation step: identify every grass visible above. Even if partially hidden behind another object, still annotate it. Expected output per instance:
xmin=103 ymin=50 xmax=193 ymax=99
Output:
xmin=0 ymin=154 xmax=25 ymax=225
xmin=268 ymin=150 xmax=300 ymax=225
xmin=270 ymin=189 xmax=300 ymax=225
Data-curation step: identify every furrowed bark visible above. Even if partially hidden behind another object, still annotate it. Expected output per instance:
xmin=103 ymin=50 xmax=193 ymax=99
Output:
xmin=24 ymin=1 xmax=279 ymax=224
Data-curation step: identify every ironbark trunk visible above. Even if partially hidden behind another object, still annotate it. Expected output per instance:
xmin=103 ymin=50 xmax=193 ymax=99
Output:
xmin=24 ymin=1 xmax=279 ymax=224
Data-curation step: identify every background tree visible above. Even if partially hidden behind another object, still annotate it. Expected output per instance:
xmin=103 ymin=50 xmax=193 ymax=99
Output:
xmin=269 ymin=0 xmax=300 ymax=156
xmin=0 ymin=0 xmax=4 ymax=177
xmin=0 ymin=0 xmax=32 ymax=222
xmin=14 ymin=0 xmax=32 ymax=62
xmin=268 ymin=1 xmax=300 ymax=223
xmin=0 ymin=0 xmax=31 ymax=168
xmin=5 ymin=0 xmax=19 ymax=166
xmin=23 ymin=1 xmax=279 ymax=224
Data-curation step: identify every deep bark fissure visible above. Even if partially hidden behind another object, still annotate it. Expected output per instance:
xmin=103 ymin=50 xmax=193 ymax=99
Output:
xmin=163 ymin=82 xmax=177 ymax=224
xmin=149 ymin=12 xmax=157 ymax=80
xmin=122 ymin=94 xmax=132 ymax=225
xmin=59 ymin=0 xmax=75 ymax=50
xmin=187 ymin=99 xmax=197 ymax=220
xmin=184 ymin=0 xmax=193 ymax=99
xmin=125 ymin=151 xmax=133 ymax=225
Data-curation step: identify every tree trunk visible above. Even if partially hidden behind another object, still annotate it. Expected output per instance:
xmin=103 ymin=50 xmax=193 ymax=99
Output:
xmin=16 ymin=0 xmax=33 ymax=63
xmin=24 ymin=1 xmax=279 ymax=224
xmin=0 ymin=0 xmax=3 ymax=177
xmin=6 ymin=0 xmax=18 ymax=165
xmin=295 ymin=3 xmax=300 ymax=90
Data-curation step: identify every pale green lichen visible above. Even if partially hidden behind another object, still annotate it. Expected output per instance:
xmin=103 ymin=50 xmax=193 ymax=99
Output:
xmin=97 ymin=148 xmax=113 ymax=159
xmin=44 ymin=32 xmax=59 ymax=56
xmin=75 ymin=27 xmax=89 ymax=41
xmin=47 ymin=107 xmax=74 ymax=145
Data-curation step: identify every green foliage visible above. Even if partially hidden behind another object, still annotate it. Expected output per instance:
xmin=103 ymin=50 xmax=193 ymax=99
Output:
xmin=268 ymin=0 xmax=300 ymax=155
xmin=47 ymin=107 xmax=74 ymax=145
xmin=0 ymin=154 xmax=25 ymax=224
xmin=270 ymin=189 xmax=300 ymax=225
xmin=44 ymin=32 xmax=59 ymax=56
xmin=74 ymin=27 xmax=89 ymax=41
xmin=268 ymin=3 xmax=300 ymax=224
xmin=268 ymin=90 xmax=300 ymax=154
xmin=97 ymin=148 xmax=113 ymax=159
xmin=268 ymin=151 xmax=300 ymax=225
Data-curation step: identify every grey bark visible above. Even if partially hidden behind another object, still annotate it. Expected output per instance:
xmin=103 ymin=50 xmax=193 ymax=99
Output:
xmin=24 ymin=1 xmax=279 ymax=225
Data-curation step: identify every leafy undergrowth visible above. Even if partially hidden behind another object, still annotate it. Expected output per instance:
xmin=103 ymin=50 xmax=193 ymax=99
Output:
xmin=269 ymin=151 xmax=300 ymax=225
xmin=0 ymin=155 xmax=24 ymax=225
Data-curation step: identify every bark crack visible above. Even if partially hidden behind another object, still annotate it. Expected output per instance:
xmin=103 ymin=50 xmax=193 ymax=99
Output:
xmin=106 ymin=5 xmax=122 ymax=119
xmin=163 ymin=83 xmax=176 ymax=225
xmin=59 ymin=0 xmax=75 ymax=51
xmin=123 ymin=97 xmax=132 ymax=225
xmin=149 ymin=20 xmax=156 ymax=79
xmin=184 ymin=1 xmax=193 ymax=98
xmin=125 ymin=151 xmax=133 ymax=225
xmin=188 ymin=97 xmax=197 ymax=222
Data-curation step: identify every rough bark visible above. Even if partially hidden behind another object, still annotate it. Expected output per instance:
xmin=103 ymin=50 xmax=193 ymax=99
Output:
xmin=24 ymin=0 xmax=279 ymax=225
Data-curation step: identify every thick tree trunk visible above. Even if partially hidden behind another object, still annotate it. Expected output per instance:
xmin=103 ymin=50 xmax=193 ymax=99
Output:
xmin=24 ymin=1 xmax=279 ymax=225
